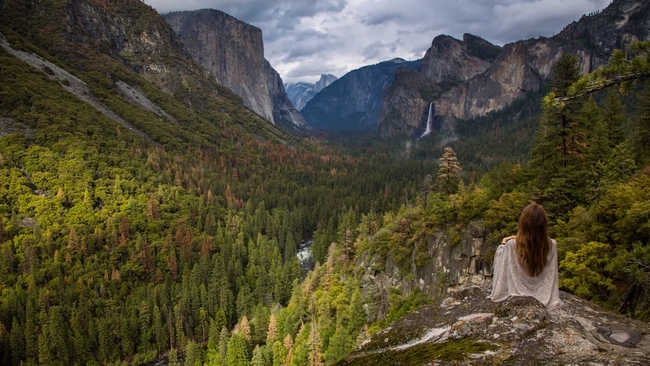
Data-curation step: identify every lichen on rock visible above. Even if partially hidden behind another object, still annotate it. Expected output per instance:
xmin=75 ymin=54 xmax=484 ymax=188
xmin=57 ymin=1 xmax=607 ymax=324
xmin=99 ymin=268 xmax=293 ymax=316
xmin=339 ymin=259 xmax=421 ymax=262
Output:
xmin=342 ymin=287 xmax=650 ymax=365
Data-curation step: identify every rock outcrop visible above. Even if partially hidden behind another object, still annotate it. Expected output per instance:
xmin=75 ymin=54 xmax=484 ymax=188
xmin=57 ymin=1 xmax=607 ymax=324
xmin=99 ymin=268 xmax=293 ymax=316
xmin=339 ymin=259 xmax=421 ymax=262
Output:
xmin=434 ymin=37 xmax=600 ymax=121
xmin=163 ymin=9 xmax=309 ymax=130
xmin=301 ymin=58 xmax=421 ymax=130
xmin=419 ymin=34 xmax=500 ymax=85
xmin=378 ymin=34 xmax=499 ymax=137
xmin=341 ymin=287 xmax=650 ymax=365
xmin=376 ymin=68 xmax=436 ymax=138
xmin=360 ymin=221 xmax=491 ymax=322
xmin=557 ymin=0 xmax=650 ymax=56
xmin=285 ymin=74 xmax=338 ymax=110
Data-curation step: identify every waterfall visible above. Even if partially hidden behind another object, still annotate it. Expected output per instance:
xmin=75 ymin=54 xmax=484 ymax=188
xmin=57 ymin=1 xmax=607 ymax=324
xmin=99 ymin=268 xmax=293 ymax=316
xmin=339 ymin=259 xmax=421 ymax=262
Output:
xmin=420 ymin=102 xmax=433 ymax=138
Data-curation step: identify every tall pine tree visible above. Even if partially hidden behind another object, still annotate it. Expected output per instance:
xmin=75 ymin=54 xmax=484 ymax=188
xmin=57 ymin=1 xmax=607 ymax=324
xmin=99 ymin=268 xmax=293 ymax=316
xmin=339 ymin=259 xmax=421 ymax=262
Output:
xmin=532 ymin=54 xmax=588 ymax=218
xmin=437 ymin=147 xmax=462 ymax=194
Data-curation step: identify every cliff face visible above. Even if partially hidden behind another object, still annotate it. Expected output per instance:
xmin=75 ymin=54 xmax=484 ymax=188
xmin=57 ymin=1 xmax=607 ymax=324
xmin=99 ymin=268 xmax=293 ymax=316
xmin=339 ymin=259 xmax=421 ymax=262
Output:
xmin=285 ymin=74 xmax=338 ymax=110
xmin=1 ymin=0 xmax=252 ymax=112
xmin=378 ymin=34 xmax=601 ymax=137
xmin=419 ymin=34 xmax=500 ymax=84
xmin=56 ymin=1 xmax=194 ymax=90
xmin=435 ymin=37 xmax=600 ymax=121
xmin=376 ymin=68 xmax=435 ymax=138
xmin=375 ymin=0 xmax=649 ymax=138
xmin=301 ymin=59 xmax=421 ymax=130
xmin=265 ymin=60 xmax=310 ymax=130
xmin=360 ymin=221 xmax=491 ymax=322
xmin=556 ymin=0 xmax=650 ymax=56
xmin=378 ymin=34 xmax=499 ymax=137
xmin=163 ymin=9 xmax=308 ymax=129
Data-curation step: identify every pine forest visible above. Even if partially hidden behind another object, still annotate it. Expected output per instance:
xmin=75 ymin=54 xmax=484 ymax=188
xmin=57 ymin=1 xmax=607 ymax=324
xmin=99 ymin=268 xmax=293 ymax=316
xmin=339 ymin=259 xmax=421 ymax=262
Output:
xmin=1 ymin=0 xmax=650 ymax=365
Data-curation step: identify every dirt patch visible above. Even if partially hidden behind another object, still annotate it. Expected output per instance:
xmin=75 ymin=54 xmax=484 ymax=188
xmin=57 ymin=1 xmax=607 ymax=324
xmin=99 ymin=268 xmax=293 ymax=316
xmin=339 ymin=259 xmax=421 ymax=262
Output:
xmin=0 ymin=117 xmax=35 ymax=139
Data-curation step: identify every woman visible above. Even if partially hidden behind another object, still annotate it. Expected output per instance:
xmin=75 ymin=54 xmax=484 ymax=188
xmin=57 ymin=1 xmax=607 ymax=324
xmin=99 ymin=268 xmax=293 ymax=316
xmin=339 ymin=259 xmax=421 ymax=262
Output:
xmin=488 ymin=203 xmax=562 ymax=309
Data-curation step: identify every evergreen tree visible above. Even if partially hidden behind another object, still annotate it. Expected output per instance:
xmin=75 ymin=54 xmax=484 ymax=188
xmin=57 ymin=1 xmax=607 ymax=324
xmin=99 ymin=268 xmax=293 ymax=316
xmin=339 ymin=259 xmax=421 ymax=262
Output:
xmin=9 ymin=318 xmax=24 ymax=365
xmin=634 ymin=84 xmax=650 ymax=166
xmin=437 ymin=147 xmax=462 ymax=194
xmin=582 ymin=97 xmax=608 ymax=164
xmin=219 ymin=326 xmax=230 ymax=365
xmin=250 ymin=345 xmax=265 ymax=366
xmin=226 ymin=332 xmax=250 ymax=366
xmin=603 ymin=143 xmax=637 ymax=186
xmin=184 ymin=340 xmax=204 ymax=366
xmin=290 ymin=324 xmax=309 ymax=366
xmin=533 ymin=54 xmax=587 ymax=218
xmin=533 ymin=54 xmax=584 ymax=172
xmin=272 ymin=340 xmax=286 ymax=366
xmin=602 ymin=89 xmax=626 ymax=148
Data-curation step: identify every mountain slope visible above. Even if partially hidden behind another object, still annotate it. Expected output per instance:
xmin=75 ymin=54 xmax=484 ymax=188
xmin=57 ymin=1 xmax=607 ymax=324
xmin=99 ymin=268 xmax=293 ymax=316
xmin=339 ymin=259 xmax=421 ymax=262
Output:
xmin=163 ymin=9 xmax=309 ymax=130
xmin=378 ymin=34 xmax=500 ymax=137
xmin=285 ymin=73 xmax=338 ymax=110
xmin=301 ymin=58 xmax=421 ymax=130
xmin=331 ymin=0 xmax=649 ymax=138
xmin=556 ymin=0 xmax=650 ymax=55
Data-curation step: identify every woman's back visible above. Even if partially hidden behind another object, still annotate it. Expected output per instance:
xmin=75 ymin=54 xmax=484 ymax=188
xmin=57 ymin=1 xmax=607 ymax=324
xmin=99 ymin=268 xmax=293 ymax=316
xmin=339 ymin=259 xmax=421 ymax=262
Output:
xmin=489 ymin=238 xmax=562 ymax=309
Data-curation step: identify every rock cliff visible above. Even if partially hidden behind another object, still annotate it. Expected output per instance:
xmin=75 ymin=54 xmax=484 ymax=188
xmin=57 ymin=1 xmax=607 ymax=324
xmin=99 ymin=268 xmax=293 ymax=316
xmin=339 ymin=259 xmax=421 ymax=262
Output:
xmin=376 ymin=68 xmax=436 ymax=138
xmin=15 ymin=0 xmax=250 ymax=110
xmin=557 ymin=0 xmax=650 ymax=56
xmin=341 ymin=287 xmax=650 ymax=365
xmin=434 ymin=37 xmax=600 ymax=121
xmin=55 ymin=1 xmax=191 ymax=85
xmin=374 ymin=0 xmax=648 ymax=138
xmin=360 ymin=221 xmax=491 ymax=322
xmin=163 ymin=9 xmax=308 ymax=130
xmin=419 ymin=34 xmax=500 ymax=85
xmin=285 ymin=74 xmax=338 ymax=111
xmin=301 ymin=58 xmax=421 ymax=130
xmin=378 ymin=34 xmax=499 ymax=137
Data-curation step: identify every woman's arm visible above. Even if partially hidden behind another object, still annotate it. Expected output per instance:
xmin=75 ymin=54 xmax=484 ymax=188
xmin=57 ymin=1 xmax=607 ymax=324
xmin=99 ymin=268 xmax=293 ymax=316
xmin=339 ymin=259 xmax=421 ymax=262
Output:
xmin=501 ymin=235 xmax=516 ymax=244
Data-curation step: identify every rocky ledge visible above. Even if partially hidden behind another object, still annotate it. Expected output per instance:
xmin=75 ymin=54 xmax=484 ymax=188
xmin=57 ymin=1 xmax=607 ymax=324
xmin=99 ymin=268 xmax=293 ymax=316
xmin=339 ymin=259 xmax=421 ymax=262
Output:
xmin=340 ymin=287 xmax=650 ymax=365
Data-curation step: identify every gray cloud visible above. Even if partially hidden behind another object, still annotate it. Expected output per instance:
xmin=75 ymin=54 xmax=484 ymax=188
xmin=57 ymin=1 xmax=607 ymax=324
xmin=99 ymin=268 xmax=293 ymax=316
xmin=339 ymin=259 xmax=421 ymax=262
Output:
xmin=285 ymin=59 xmax=348 ymax=79
xmin=360 ymin=12 xmax=404 ymax=26
xmin=362 ymin=39 xmax=401 ymax=61
xmin=145 ymin=0 xmax=611 ymax=83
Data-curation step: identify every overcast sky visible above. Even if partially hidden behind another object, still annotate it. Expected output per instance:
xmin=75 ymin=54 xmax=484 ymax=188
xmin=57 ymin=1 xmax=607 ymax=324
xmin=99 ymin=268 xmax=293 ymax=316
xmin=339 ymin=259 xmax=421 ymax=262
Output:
xmin=144 ymin=0 xmax=611 ymax=83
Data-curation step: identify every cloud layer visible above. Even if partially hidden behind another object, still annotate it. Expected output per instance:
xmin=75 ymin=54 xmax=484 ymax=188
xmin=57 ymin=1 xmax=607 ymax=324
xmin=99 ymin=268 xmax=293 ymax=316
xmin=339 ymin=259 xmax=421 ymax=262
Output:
xmin=145 ymin=0 xmax=610 ymax=83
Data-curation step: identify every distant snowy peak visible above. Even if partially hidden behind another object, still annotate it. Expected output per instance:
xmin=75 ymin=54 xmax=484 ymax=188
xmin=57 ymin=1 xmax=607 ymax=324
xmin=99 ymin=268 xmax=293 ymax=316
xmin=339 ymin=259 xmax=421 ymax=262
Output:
xmin=286 ymin=74 xmax=338 ymax=110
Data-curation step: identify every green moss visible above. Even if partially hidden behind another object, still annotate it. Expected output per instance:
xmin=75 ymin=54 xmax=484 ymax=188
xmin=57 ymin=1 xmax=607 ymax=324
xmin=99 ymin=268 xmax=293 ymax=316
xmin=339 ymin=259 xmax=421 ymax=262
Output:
xmin=338 ymin=338 xmax=496 ymax=366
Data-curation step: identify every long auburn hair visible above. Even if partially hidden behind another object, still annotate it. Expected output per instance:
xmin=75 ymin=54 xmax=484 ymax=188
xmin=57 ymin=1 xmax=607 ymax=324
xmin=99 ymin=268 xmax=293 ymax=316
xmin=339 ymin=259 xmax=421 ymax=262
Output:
xmin=515 ymin=204 xmax=551 ymax=277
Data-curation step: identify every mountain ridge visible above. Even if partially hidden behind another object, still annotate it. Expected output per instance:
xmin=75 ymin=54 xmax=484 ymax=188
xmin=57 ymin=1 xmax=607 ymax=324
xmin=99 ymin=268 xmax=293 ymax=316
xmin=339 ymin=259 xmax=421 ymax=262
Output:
xmin=301 ymin=58 xmax=422 ymax=130
xmin=285 ymin=73 xmax=338 ymax=110
xmin=309 ymin=0 xmax=648 ymax=137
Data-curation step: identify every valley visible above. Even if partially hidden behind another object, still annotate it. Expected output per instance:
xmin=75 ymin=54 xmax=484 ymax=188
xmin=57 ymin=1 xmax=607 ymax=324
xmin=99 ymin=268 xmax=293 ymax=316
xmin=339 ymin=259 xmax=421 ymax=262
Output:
xmin=0 ymin=0 xmax=650 ymax=365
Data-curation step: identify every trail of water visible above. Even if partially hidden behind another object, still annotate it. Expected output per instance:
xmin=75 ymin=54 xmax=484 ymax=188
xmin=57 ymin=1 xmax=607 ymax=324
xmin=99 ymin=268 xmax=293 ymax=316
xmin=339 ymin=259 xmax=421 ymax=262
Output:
xmin=420 ymin=102 xmax=433 ymax=138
